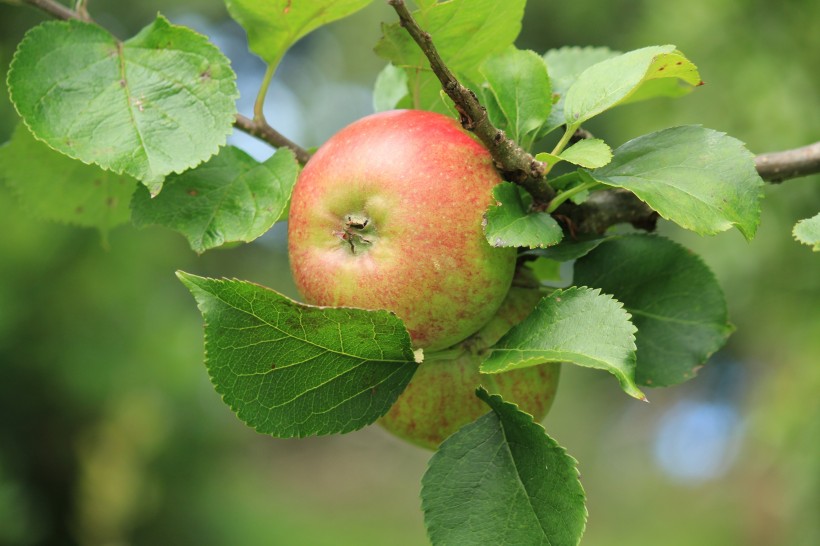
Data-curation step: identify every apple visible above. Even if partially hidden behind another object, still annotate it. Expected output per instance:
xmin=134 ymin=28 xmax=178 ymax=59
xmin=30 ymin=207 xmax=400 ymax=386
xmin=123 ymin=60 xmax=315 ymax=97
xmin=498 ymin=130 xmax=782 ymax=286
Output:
xmin=287 ymin=110 xmax=516 ymax=351
xmin=379 ymin=277 xmax=561 ymax=450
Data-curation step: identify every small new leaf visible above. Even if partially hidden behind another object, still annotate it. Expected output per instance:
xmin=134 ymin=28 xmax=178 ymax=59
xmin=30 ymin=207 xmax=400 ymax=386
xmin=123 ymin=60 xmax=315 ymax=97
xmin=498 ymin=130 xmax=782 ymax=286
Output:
xmin=564 ymin=45 xmax=700 ymax=125
xmin=226 ymin=0 xmax=374 ymax=65
xmin=7 ymin=17 xmax=238 ymax=194
xmin=373 ymin=63 xmax=409 ymax=112
xmin=574 ymin=234 xmax=733 ymax=387
xmin=0 ymin=124 xmax=135 ymax=237
xmin=484 ymin=182 xmax=563 ymax=249
xmin=481 ymin=287 xmax=645 ymax=400
xmin=793 ymin=213 xmax=820 ymax=251
xmin=478 ymin=47 xmax=551 ymax=149
xmin=590 ymin=126 xmax=764 ymax=240
xmin=131 ymin=147 xmax=299 ymax=254
xmin=421 ymin=389 xmax=587 ymax=546
xmin=177 ymin=273 xmax=418 ymax=437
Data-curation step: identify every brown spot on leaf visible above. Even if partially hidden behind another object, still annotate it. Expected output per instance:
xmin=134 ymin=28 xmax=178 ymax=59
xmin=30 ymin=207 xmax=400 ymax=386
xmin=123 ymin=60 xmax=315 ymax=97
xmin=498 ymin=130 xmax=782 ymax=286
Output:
xmin=270 ymin=363 xmax=277 ymax=370
xmin=75 ymin=206 xmax=84 ymax=214
xmin=119 ymin=79 xmax=126 ymax=88
xmin=187 ymin=189 xmax=198 ymax=197
xmin=200 ymin=68 xmax=211 ymax=81
xmin=106 ymin=197 xmax=117 ymax=207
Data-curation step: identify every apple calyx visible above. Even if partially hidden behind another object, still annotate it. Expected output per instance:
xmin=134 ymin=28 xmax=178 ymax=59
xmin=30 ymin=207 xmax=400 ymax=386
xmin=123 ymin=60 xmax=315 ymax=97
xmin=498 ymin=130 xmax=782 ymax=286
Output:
xmin=334 ymin=213 xmax=374 ymax=254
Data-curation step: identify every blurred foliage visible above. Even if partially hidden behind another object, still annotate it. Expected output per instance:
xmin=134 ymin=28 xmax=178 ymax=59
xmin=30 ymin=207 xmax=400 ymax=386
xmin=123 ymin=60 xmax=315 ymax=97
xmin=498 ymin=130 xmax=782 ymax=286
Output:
xmin=0 ymin=0 xmax=818 ymax=545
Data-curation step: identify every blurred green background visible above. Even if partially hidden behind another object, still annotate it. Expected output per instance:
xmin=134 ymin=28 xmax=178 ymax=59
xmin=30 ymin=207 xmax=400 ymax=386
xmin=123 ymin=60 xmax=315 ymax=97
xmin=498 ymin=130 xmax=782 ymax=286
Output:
xmin=1 ymin=1 xmax=818 ymax=545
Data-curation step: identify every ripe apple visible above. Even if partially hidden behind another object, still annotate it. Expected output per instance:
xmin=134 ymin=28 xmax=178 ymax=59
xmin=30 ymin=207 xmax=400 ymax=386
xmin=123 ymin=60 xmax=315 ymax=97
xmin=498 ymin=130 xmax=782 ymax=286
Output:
xmin=379 ymin=277 xmax=561 ymax=450
xmin=287 ymin=110 xmax=516 ymax=351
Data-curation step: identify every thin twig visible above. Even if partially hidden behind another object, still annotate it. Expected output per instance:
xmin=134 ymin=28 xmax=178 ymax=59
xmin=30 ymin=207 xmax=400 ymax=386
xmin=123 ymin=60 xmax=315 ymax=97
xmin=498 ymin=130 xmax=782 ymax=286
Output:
xmin=755 ymin=141 xmax=820 ymax=183
xmin=23 ymin=0 xmax=81 ymax=20
xmin=387 ymin=0 xmax=555 ymax=202
xmin=234 ymin=114 xmax=312 ymax=165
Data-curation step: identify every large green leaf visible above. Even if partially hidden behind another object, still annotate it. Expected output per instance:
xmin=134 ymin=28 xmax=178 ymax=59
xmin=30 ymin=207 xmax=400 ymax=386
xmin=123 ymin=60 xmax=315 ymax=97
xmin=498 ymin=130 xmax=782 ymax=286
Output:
xmin=541 ymin=46 xmax=618 ymax=136
xmin=564 ymin=45 xmax=701 ymax=125
xmin=481 ymin=287 xmax=644 ymax=400
xmin=483 ymin=182 xmax=563 ymax=249
xmin=574 ymin=234 xmax=733 ymax=387
xmin=225 ymin=0 xmax=373 ymax=65
xmin=590 ymin=126 xmax=764 ymax=239
xmin=7 ymin=17 xmax=238 ymax=195
xmin=0 ymin=124 xmax=135 ymax=236
xmin=177 ymin=273 xmax=418 ymax=437
xmin=478 ymin=47 xmax=551 ymax=149
xmin=793 ymin=213 xmax=820 ymax=251
xmin=376 ymin=0 xmax=525 ymax=112
xmin=131 ymin=146 xmax=298 ymax=253
xmin=422 ymin=388 xmax=586 ymax=546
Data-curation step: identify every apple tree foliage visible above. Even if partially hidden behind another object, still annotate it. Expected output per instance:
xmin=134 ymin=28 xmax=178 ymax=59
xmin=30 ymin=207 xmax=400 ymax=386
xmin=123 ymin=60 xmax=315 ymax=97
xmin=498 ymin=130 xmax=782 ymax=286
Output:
xmin=2 ymin=0 xmax=816 ymax=544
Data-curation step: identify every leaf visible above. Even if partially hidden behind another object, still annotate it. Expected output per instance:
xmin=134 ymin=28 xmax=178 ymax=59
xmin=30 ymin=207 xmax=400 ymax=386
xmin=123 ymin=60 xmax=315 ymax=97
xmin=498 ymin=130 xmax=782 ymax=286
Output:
xmin=564 ymin=45 xmax=701 ymax=125
xmin=478 ymin=47 xmax=551 ymax=148
xmin=372 ymin=63 xmax=409 ymax=112
xmin=177 ymin=273 xmax=418 ymax=437
xmin=522 ymin=236 xmax=612 ymax=263
xmin=225 ymin=0 xmax=374 ymax=65
xmin=482 ymin=287 xmax=644 ymax=400
xmin=131 ymin=147 xmax=298 ymax=253
xmin=376 ymin=0 xmax=525 ymax=112
xmin=559 ymin=139 xmax=612 ymax=168
xmin=0 ymin=124 xmax=135 ymax=236
xmin=541 ymin=46 xmax=618 ymax=136
xmin=590 ymin=126 xmax=764 ymax=239
xmin=793 ymin=213 xmax=820 ymax=251
xmin=535 ymin=139 xmax=612 ymax=171
xmin=573 ymin=234 xmax=733 ymax=387
xmin=421 ymin=388 xmax=586 ymax=546
xmin=7 ymin=17 xmax=238 ymax=194
xmin=484 ymin=182 xmax=563 ymax=249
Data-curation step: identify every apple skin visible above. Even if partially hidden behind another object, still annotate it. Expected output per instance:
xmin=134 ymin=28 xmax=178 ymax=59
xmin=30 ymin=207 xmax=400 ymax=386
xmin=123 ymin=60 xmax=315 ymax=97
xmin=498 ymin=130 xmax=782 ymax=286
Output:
xmin=379 ymin=280 xmax=561 ymax=450
xmin=287 ymin=110 xmax=516 ymax=351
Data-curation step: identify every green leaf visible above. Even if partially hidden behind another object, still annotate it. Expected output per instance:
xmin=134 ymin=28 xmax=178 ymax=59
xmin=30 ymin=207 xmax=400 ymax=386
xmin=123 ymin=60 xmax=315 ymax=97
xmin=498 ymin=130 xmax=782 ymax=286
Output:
xmin=131 ymin=147 xmax=298 ymax=253
xmin=0 ymin=124 xmax=135 ymax=236
xmin=478 ymin=47 xmax=551 ymax=148
xmin=535 ymin=139 xmax=612 ymax=170
xmin=559 ymin=139 xmax=612 ymax=168
xmin=422 ymin=388 xmax=586 ymax=546
xmin=522 ymin=236 xmax=612 ymax=263
xmin=177 ymin=273 xmax=418 ymax=437
xmin=590 ymin=126 xmax=764 ymax=239
xmin=373 ymin=63 xmax=409 ymax=112
xmin=793 ymin=213 xmax=820 ymax=251
xmin=525 ymin=257 xmax=563 ymax=283
xmin=564 ymin=45 xmax=701 ymax=125
xmin=541 ymin=46 xmax=618 ymax=136
xmin=482 ymin=287 xmax=644 ymax=400
xmin=225 ymin=0 xmax=374 ymax=65
xmin=376 ymin=0 xmax=525 ymax=112
xmin=574 ymin=234 xmax=733 ymax=387
xmin=484 ymin=182 xmax=563 ymax=249
xmin=7 ymin=17 xmax=238 ymax=194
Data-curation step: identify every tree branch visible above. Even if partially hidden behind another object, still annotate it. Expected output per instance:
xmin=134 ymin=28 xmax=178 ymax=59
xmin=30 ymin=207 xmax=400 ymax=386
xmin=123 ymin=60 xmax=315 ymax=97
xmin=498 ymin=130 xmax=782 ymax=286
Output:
xmin=22 ymin=0 xmax=83 ymax=21
xmin=387 ymin=0 xmax=555 ymax=202
xmin=755 ymin=141 xmax=820 ymax=183
xmin=234 ymin=114 xmax=312 ymax=165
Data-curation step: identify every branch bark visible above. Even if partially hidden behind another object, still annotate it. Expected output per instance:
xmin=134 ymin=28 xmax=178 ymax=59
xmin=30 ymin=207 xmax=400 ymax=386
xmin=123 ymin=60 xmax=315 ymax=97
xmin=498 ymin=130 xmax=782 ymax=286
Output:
xmin=234 ymin=114 xmax=312 ymax=164
xmin=387 ymin=0 xmax=555 ymax=202
xmin=755 ymin=141 xmax=820 ymax=183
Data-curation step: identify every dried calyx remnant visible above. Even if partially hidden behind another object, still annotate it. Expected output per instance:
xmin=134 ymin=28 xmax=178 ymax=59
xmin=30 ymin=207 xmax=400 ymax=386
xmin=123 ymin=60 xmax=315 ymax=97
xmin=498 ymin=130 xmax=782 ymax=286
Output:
xmin=335 ymin=214 xmax=374 ymax=254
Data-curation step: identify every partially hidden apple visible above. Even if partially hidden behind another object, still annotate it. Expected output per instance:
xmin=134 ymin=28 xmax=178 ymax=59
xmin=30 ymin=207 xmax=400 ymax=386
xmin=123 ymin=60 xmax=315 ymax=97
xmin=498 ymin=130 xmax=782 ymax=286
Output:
xmin=379 ymin=276 xmax=561 ymax=450
xmin=287 ymin=110 xmax=516 ymax=351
